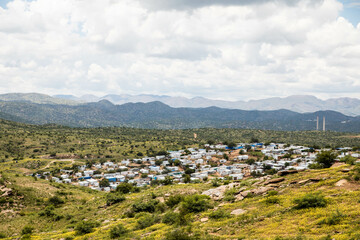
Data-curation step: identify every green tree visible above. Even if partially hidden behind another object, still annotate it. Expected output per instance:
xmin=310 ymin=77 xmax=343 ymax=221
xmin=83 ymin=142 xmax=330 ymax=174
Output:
xmin=315 ymin=151 xmax=337 ymax=168
xmin=99 ymin=178 xmax=110 ymax=188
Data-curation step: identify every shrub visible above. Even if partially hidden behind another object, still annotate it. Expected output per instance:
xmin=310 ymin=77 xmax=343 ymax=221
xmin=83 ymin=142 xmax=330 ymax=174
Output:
xmin=293 ymin=193 xmax=327 ymax=209
xmin=136 ymin=214 xmax=160 ymax=229
xmin=209 ymin=209 xmax=230 ymax=219
xmin=265 ymin=196 xmax=280 ymax=204
xmin=132 ymin=199 xmax=159 ymax=213
xmin=267 ymin=190 xmax=278 ymax=196
xmin=180 ymin=194 xmax=211 ymax=214
xmin=75 ymin=221 xmax=100 ymax=235
xmin=116 ymin=183 xmax=133 ymax=194
xmin=0 ymin=232 xmax=6 ymax=238
xmin=223 ymin=188 xmax=237 ymax=202
xmin=106 ymin=192 xmax=126 ymax=206
xmin=21 ymin=226 xmax=34 ymax=235
xmin=162 ymin=212 xmax=180 ymax=225
xmin=39 ymin=205 xmax=55 ymax=217
xmin=318 ymin=209 xmax=344 ymax=225
xmin=211 ymin=178 xmax=220 ymax=187
xmin=165 ymin=194 xmax=184 ymax=208
xmin=48 ymin=196 xmax=65 ymax=206
xmin=109 ymin=224 xmax=128 ymax=239
xmin=165 ymin=228 xmax=192 ymax=240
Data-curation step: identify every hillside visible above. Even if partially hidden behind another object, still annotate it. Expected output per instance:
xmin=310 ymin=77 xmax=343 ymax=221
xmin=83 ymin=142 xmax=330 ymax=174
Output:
xmin=1 ymin=160 xmax=360 ymax=239
xmin=1 ymin=100 xmax=360 ymax=131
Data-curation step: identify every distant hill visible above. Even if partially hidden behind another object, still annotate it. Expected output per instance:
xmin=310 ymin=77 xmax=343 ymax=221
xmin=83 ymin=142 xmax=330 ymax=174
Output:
xmin=0 ymin=93 xmax=80 ymax=105
xmin=53 ymin=94 xmax=360 ymax=116
xmin=0 ymin=100 xmax=359 ymax=131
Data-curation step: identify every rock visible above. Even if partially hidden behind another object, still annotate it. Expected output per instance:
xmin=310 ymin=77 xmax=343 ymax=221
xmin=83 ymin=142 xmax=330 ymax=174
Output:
xmin=240 ymin=190 xmax=251 ymax=197
xmin=200 ymin=217 xmax=209 ymax=222
xmin=335 ymin=179 xmax=348 ymax=187
xmin=298 ymin=179 xmax=311 ymax=185
xmin=156 ymin=197 xmax=165 ymax=203
xmin=264 ymin=178 xmax=285 ymax=185
xmin=341 ymin=169 xmax=351 ymax=173
xmin=231 ymin=209 xmax=247 ymax=215
xmin=103 ymin=220 xmax=110 ymax=224
xmin=252 ymin=186 xmax=274 ymax=195
xmin=289 ymin=181 xmax=298 ymax=184
xmin=310 ymin=178 xmax=321 ymax=182
xmin=278 ymin=170 xmax=298 ymax=176
xmin=202 ymin=183 xmax=240 ymax=200
xmin=235 ymin=194 xmax=244 ymax=201
xmin=164 ymin=193 xmax=170 ymax=197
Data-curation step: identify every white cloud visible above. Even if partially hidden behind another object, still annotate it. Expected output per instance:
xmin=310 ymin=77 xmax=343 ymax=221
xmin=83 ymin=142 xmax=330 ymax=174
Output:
xmin=0 ymin=0 xmax=359 ymax=100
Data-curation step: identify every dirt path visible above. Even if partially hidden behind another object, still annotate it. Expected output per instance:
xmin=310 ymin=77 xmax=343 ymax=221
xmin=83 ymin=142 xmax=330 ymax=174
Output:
xmin=41 ymin=159 xmax=76 ymax=170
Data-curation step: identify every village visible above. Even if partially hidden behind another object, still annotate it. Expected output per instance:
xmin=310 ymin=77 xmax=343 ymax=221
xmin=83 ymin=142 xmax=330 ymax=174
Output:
xmin=35 ymin=143 xmax=360 ymax=192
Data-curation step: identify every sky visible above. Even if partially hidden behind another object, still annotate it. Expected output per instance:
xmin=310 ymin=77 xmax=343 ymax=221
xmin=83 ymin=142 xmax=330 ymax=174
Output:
xmin=0 ymin=0 xmax=360 ymax=101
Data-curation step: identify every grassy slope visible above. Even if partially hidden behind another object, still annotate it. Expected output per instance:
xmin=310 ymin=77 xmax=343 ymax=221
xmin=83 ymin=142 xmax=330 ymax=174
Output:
xmin=1 ymin=160 xmax=360 ymax=240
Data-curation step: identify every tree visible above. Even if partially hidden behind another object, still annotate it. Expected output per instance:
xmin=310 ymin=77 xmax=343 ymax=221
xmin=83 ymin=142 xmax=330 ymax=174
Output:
xmin=227 ymin=142 xmax=237 ymax=148
xmin=315 ymin=151 xmax=337 ymax=168
xmin=99 ymin=178 xmax=110 ymax=188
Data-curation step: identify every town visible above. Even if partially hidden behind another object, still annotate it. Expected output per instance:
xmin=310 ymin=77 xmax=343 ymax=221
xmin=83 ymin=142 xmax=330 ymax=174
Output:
xmin=34 ymin=143 xmax=360 ymax=192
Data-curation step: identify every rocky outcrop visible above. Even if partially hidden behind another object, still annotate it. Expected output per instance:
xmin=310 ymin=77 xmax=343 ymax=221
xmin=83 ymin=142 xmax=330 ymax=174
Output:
xmin=202 ymin=182 xmax=241 ymax=200
xmin=278 ymin=170 xmax=298 ymax=176
xmin=264 ymin=177 xmax=285 ymax=185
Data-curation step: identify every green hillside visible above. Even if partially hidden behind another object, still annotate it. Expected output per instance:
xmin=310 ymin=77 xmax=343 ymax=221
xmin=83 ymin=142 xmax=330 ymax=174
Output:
xmin=1 ymin=159 xmax=360 ymax=239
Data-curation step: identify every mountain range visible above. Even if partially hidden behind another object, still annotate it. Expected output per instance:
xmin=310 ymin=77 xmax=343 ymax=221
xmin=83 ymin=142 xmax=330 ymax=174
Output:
xmin=0 ymin=95 xmax=360 ymax=132
xmin=53 ymin=93 xmax=360 ymax=116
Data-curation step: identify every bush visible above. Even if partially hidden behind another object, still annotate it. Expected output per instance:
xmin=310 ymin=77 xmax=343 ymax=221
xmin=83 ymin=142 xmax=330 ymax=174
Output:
xmin=267 ymin=190 xmax=278 ymax=196
xmin=162 ymin=212 xmax=180 ymax=225
xmin=132 ymin=199 xmax=159 ymax=213
xmin=136 ymin=213 xmax=160 ymax=229
xmin=75 ymin=221 xmax=100 ymax=235
xmin=165 ymin=194 xmax=184 ymax=208
xmin=106 ymin=192 xmax=126 ymax=206
xmin=39 ymin=205 xmax=55 ymax=217
xmin=48 ymin=196 xmax=65 ymax=206
xmin=165 ymin=228 xmax=192 ymax=240
xmin=209 ymin=209 xmax=230 ymax=219
xmin=318 ymin=209 xmax=344 ymax=225
xmin=0 ymin=232 xmax=6 ymax=238
xmin=180 ymin=194 xmax=211 ymax=214
xmin=293 ymin=193 xmax=327 ymax=209
xmin=116 ymin=182 xmax=133 ymax=194
xmin=109 ymin=224 xmax=128 ymax=239
xmin=21 ymin=226 xmax=34 ymax=235
xmin=265 ymin=196 xmax=280 ymax=204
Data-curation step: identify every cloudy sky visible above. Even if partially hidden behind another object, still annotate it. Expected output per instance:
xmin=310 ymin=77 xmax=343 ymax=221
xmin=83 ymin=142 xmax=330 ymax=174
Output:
xmin=0 ymin=0 xmax=360 ymax=101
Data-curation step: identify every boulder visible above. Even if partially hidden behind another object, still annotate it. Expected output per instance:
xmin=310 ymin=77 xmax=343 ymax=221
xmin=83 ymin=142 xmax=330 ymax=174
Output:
xmin=231 ymin=209 xmax=247 ymax=215
xmin=235 ymin=194 xmax=244 ymax=201
xmin=252 ymin=186 xmax=274 ymax=195
xmin=298 ymin=179 xmax=310 ymax=185
xmin=335 ymin=179 xmax=348 ymax=187
xmin=200 ymin=217 xmax=209 ymax=222
xmin=264 ymin=177 xmax=285 ymax=185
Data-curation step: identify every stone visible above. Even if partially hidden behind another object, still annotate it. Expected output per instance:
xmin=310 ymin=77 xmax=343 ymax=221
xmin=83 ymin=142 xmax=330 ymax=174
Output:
xmin=264 ymin=178 xmax=285 ymax=185
xmin=298 ymin=179 xmax=310 ymax=185
xmin=240 ymin=190 xmax=251 ymax=197
xmin=251 ymin=186 xmax=274 ymax=195
xmin=156 ymin=197 xmax=165 ymax=203
xmin=235 ymin=194 xmax=244 ymax=201
xmin=200 ymin=217 xmax=209 ymax=222
xmin=335 ymin=179 xmax=348 ymax=187
xmin=341 ymin=169 xmax=351 ymax=173
xmin=231 ymin=209 xmax=247 ymax=215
